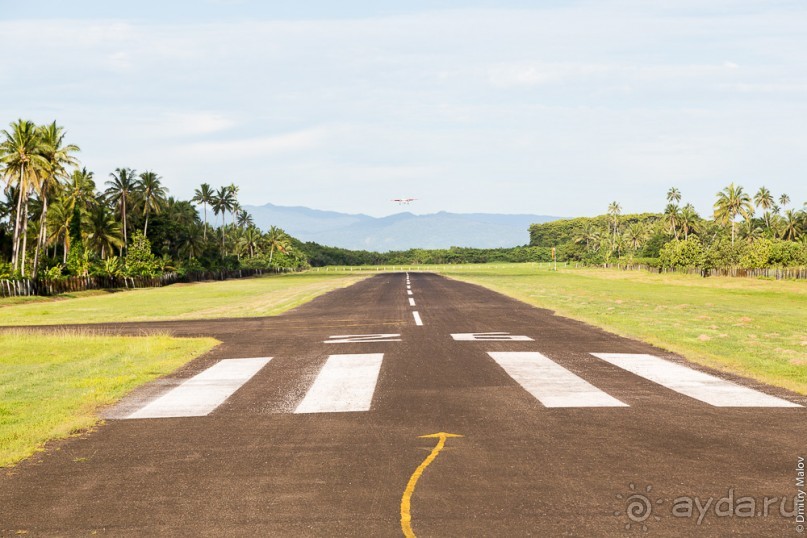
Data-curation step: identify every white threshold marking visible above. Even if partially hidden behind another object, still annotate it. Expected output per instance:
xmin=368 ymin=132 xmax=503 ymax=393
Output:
xmin=412 ymin=311 xmax=423 ymax=326
xmin=407 ymin=290 xmax=413 ymax=295
xmin=488 ymin=352 xmax=627 ymax=408
xmin=324 ymin=334 xmax=401 ymax=344
xmin=452 ymin=332 xmax=533 ymax=342
xmin=126 ymin=357 xmax=271 ymax=419
xmin=295 ymin=354 xmax=383 ymax=413
xmin=591 ymin=353 xmax=800 ymax=407
xmin=408 ymin=298 xmax=416 ymax=306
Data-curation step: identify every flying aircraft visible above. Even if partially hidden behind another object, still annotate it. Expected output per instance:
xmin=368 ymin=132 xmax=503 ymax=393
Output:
xmin=391 ymin=198 xmax=417 ymax=205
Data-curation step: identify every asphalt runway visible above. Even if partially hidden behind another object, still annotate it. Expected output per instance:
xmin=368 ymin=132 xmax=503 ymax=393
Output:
xmin=1 ymin=273 xmax=805 ymax=536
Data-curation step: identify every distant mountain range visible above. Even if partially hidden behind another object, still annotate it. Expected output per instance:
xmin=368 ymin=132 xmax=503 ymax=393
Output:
xmin=240 ymin=203 xmax=560 ymax=251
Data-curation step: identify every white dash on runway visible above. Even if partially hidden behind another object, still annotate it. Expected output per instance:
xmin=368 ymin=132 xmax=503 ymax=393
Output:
xmin=488 ymin=352 xmax=627 ymax=408
xmin=407 ymin=290 xmax=413 ymax=295
xmin=408 ymin=298 xmax=416 ymax=306
xmin=294 ymin=354 xmax=383 ymax=413
xmin=412 ymin=311 xmax=423 ymax=326
xmin=126 ymin=357 xmax=271 ymax=419
xmin=591 ymin=353 xmax=800 ymax=407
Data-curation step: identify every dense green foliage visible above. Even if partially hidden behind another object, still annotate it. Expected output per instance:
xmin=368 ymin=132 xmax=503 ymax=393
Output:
xmin=529 ymin=187 xmax=807 ymax=272
xmin=297 ymin=241 xmax=552 ymax=267
xmin=0 ymin=119 xmax=307 ymax=281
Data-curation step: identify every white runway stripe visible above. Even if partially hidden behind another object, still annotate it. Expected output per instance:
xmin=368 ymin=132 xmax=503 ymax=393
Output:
xmin=295 ymin=354 xmax=383 ymax=413
xmin=408 ymin=298 xmax=416 ymax=306
xmin=407 ymin=290 xmax=413 ymax=295
xmin=126 ymin=357 xmax=271 ymax=419
xmin=591 ymin=353 xmax=800 ymax=407
xmin=412 ymin=311 xmax=423 ymax=326
xmin=488 ymin=352 xmax=627 ymax=408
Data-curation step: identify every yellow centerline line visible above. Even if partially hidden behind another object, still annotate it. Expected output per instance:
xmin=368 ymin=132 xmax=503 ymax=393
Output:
xmin=400 ymin=432 xmax=462 ymax=538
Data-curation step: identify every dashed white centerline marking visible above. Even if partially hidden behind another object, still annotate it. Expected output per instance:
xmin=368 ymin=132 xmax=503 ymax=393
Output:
xmin=126 ymin=357 xmax=271 ymax=419
xmin=591 ymin=353 xmax=801 ymax=407
xmin=407 ymin=290 xmax=413 ymax=295
xmin=412 ymin=311 xmax=423 ymax=326
xmin=408 ymin=298 xmax=416 ymax=306
xmin=294 ymin=354 xmax=384 ymax=413
xmin=488 ymin=352 xmax=627 ymax=408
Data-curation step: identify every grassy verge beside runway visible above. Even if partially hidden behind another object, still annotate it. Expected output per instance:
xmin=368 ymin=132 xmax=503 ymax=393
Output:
xmin=435 ymin=264 xmax=807 ymax=395
xmin=0 ymin=272 xmax=367 ymax=326
xmin=0 ymin=331 xmax=218 ymax=467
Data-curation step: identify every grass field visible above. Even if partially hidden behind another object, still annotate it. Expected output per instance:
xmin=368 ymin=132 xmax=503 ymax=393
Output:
xmin=0 ymin=272 xmax=367 ymax=326
xmin=0 ymin=331 xmax=218 ymax=467
xmin=434 ymin=263 xmax=807 ymax=395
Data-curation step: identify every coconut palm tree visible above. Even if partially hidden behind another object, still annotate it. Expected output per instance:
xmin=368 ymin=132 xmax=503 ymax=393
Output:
xmin=211 ymin=185 xmax=236 ymax=254
xmin=625 ymin=222 xmax=647 ymax=251
xmin=573 ymin=222 xmax=599 ymax=251
xmin=779 ymin=193 xmax=790 ymax=208
xmin=238 ymin=226 xmax=262 ymax=258
xmin=781 ymin=209 xmax=801 ymax=241
xmin=666 ymin=187 xmax=682 ymax=205
xmin=713 ymin=183 xmax=754 ymax=246
xmin=191 ymin=182 xmax=214 ymax=239
xmin=85 ymin=204 xmax=123 ymax=259
xmin=236 ymin=208 xmax=253 ymax=229
xmin=663 ymin=203 xmax=680 ymax=238
xmin=265 ymin=225 xmax=290 ymax=264
xmin=136 ymin=170 xmax=167 ymax=238
xmin=754 ymin=186 xmax=774 ymax=229
xmin=607 ymin=201 xmax=621 ymax=242
xmin=105 ymin=167 xmax=136 ymax=250
xmin=0 ymin=119 xmax=48 ymax=273
xmin=678 ymin=203 xmax=699 ymax=240
xmin=32 ymin=122 xmax=79 ymax=276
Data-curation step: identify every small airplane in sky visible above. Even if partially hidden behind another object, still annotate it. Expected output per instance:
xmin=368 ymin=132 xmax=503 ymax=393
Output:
xmin=391 ymin=198 xmax=417 ymax=205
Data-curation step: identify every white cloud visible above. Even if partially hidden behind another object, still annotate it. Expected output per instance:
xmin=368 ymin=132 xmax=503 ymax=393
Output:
xmin=176 ymin=127 xmax=327 ymax=160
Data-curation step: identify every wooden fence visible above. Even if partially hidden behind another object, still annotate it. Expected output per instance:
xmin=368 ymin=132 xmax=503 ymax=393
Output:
xmin=0 ymin=267 xmax=294 ymax=298
xmin=605 ymin=263 xmax=807 ymax=280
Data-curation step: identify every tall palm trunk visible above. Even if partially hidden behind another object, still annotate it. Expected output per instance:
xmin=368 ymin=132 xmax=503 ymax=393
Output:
xmin=11 ymin=162 xmax=25 ymax=271
xmin=143 ymin=209 xmax=150 ymax=237
xmin=20 ymin=198 xmax=30 ymax=276
xmin=32 ymin=194 xmax=49 ymax=278
xmin=203 ymin=203 xmax=207 ymax=240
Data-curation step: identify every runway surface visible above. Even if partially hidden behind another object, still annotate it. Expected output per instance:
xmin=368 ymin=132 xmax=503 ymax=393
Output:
xmin=1 ymin=273 xmax=805 ymax=536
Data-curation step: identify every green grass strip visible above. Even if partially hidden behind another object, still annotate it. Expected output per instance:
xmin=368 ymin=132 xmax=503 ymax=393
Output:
xmin=0 ymin=331 xmax=218 ymax=467
xmin=0 ymin=272 xmax=366 ymax=326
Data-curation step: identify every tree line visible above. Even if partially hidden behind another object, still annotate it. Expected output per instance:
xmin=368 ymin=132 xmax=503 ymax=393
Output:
xmin=0 ymin=119 xmax=306 ymax=280
xmin=529 ymin=185 xmax=807 ymax=269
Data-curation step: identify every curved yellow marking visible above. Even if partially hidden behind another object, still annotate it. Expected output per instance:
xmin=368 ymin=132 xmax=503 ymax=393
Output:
xmin=400 ymin=432 xmax=463 ymax=538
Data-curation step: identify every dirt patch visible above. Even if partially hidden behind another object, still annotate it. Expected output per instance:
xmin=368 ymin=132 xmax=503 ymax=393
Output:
xmin=698 ymin=334 xmax=712 ymax=341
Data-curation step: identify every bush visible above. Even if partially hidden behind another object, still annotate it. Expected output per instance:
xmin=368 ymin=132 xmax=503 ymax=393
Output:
xmin=124 ymin=232 xmax=160 ymax=277
xmin=659 ymin=237 xmax=704 ymax=269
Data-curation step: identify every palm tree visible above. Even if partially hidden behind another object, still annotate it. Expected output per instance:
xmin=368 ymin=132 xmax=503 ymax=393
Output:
xmin=754 ymin=186 xmax=774 ymax=229
xmin=573 ymin=222 xmax=599 ymax=251
xmin=238 ymin=226 xmax=262 ymax=258
xmin=191 ymin=182 xmax=214 ymax=239
xmin=0 ymin=119 xmax=48 ymax=274
xmin=781 ymin=209 xmax=801 ymax=241
xmin=136 ymin=170 xmax=167 ymax=238
xmin=85 ymin=204 xmax=123 ymax=258
xmin=32 ymin=122 xmax=79 ymax=276
xmin=265 ymin=225 xmax=290 ymax=264
xmin=607 ymin=201 xmax=621 ymax=242
xmin=625 ymin=222 xmax=647 ymax=251
xmin=713 ymin=183 xmax=754 ymax=246
xmin=779 ymin=193 xmax=790 ymax=208
xmin=227 ymin=183 xmax=239 ymax=226
xmin=46 ymin=197 xmax=72 ymax=262
xmin=236 ymin=208 xmax=253 ymax=229
xmin=105 ymin=167 xmax=136 ymax=250
xmin=211 ymin=185 xmax=236 ymax=254
xmin=663 ymin=203 xmax=680 ymax=238
xmin=678 ymin=204 xmax=698 ymax=240
xmin=666 ymin=187 xmax=682 ymax=205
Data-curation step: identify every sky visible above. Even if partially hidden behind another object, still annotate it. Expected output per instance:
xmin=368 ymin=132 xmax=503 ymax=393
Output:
xmin=1 ymin=0 xmax=806 ymax=218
